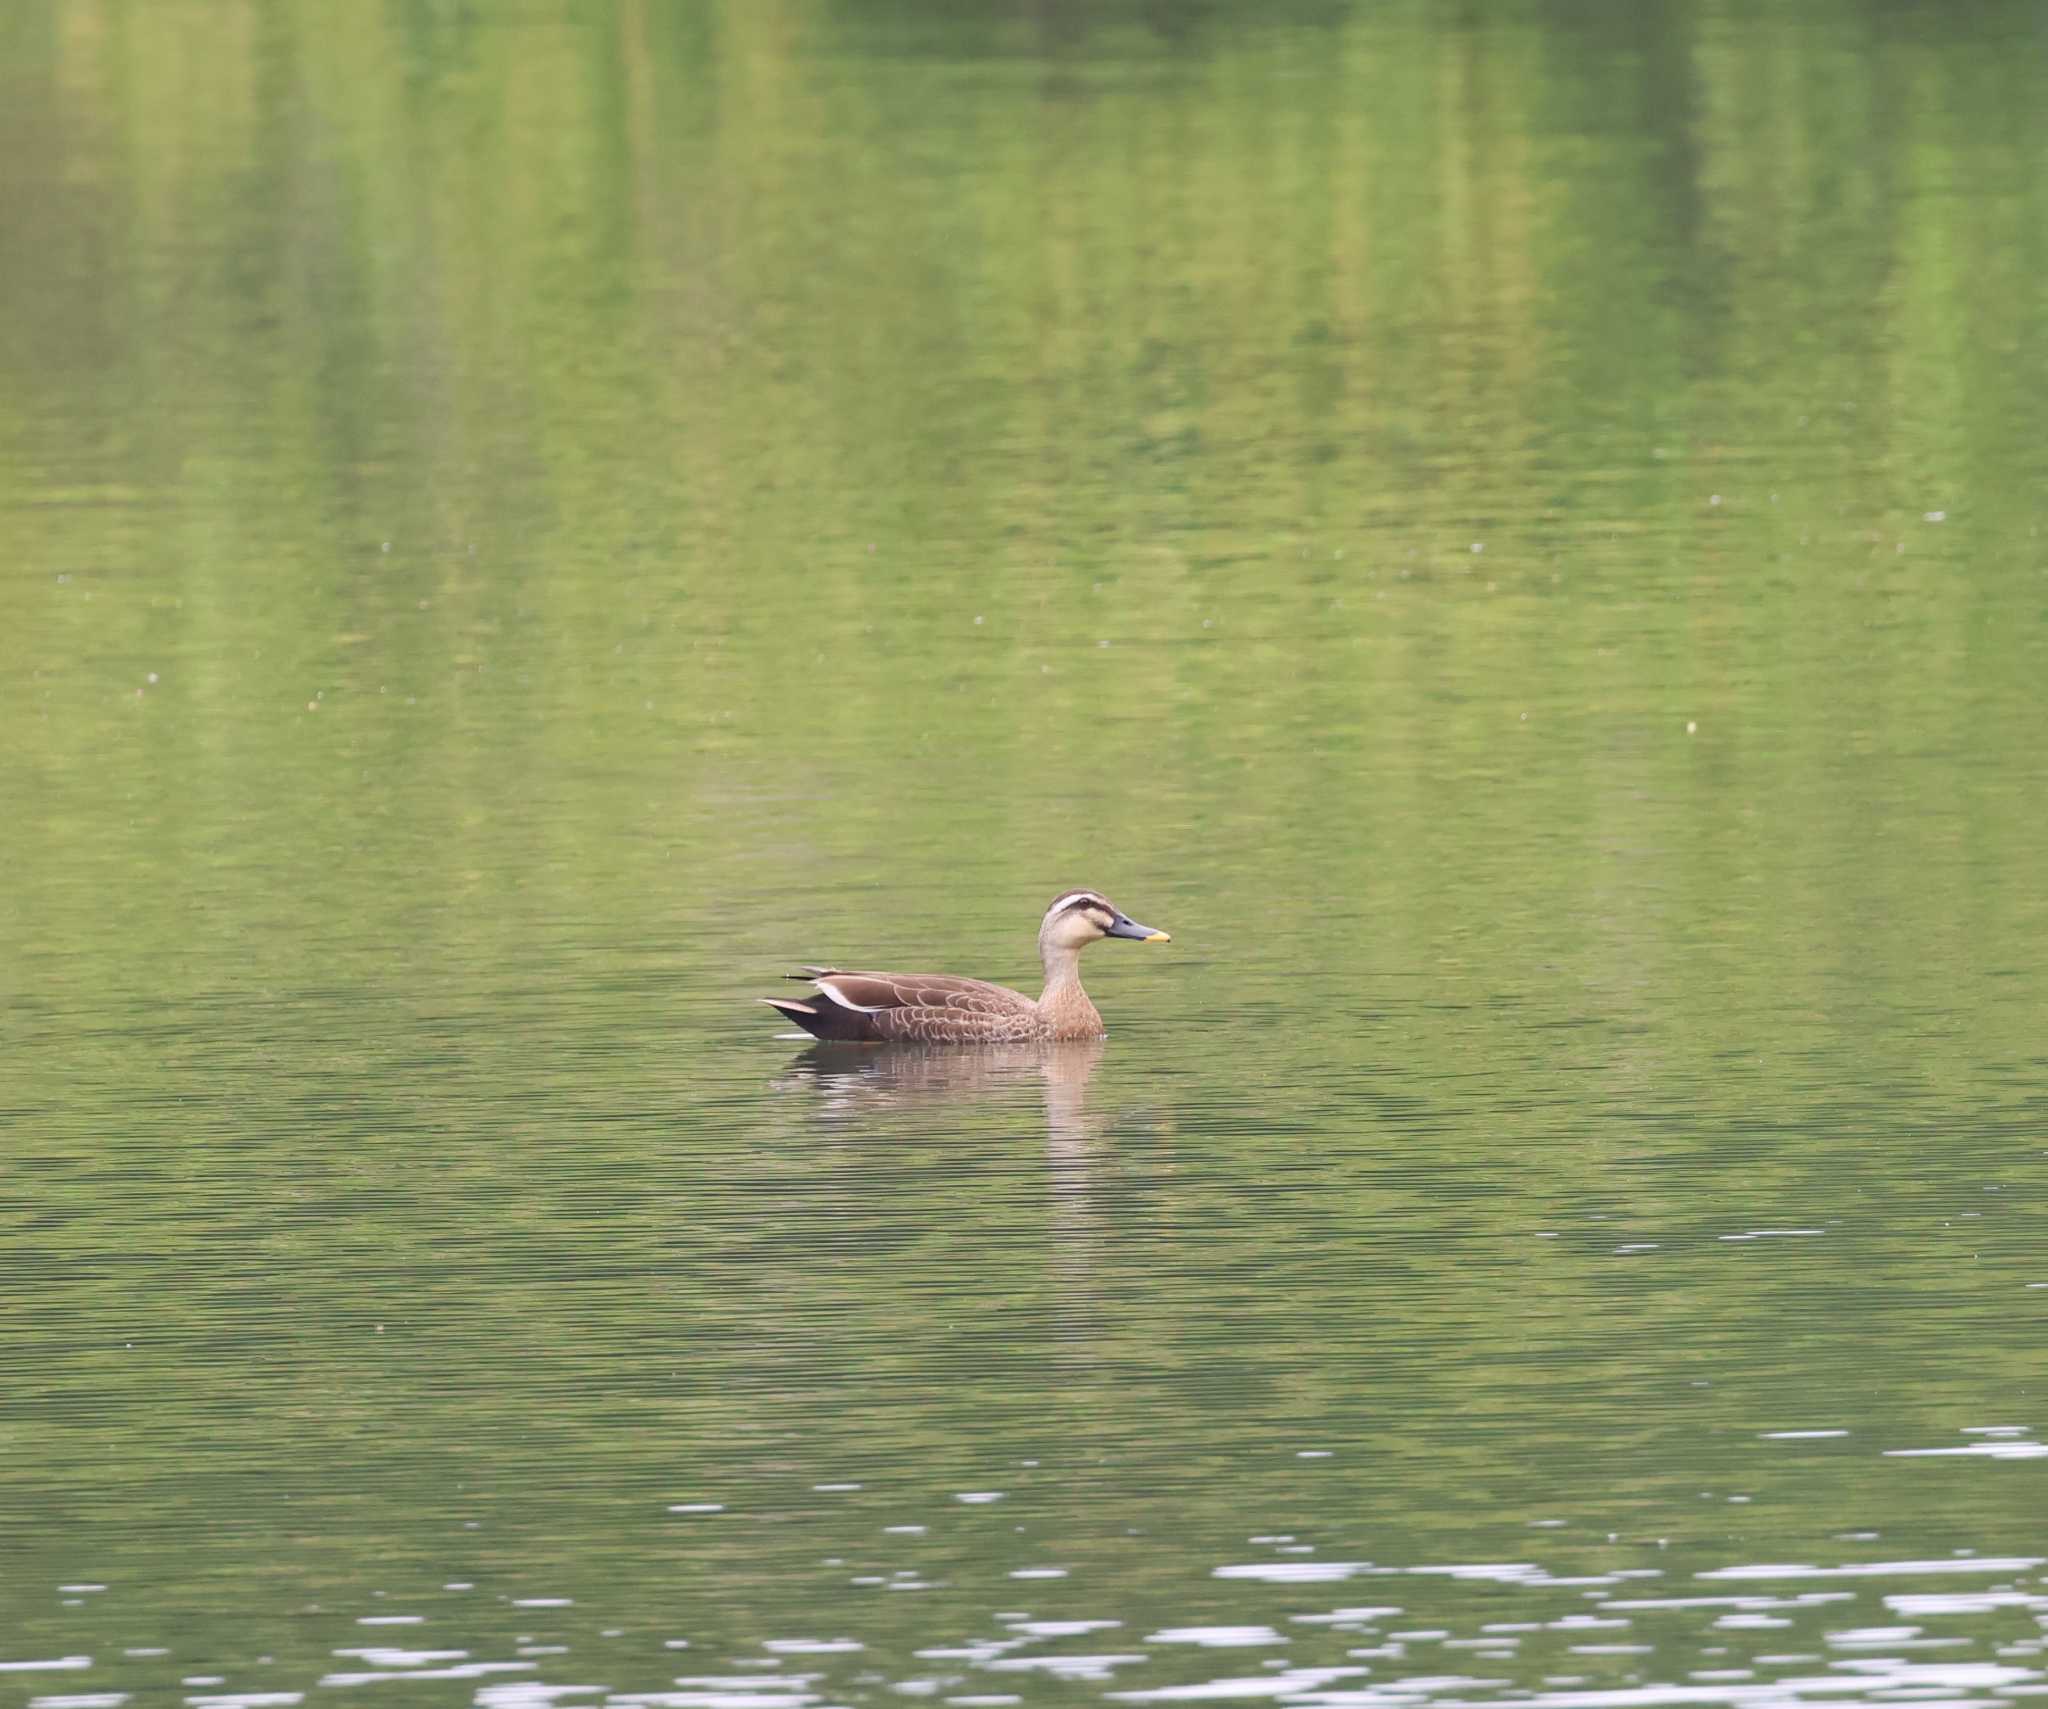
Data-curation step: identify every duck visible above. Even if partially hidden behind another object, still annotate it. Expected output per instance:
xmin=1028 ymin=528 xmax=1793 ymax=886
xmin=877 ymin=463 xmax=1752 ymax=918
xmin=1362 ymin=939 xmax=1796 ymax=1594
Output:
xmin=760 ymin=890 xmax=1171 ymax=1044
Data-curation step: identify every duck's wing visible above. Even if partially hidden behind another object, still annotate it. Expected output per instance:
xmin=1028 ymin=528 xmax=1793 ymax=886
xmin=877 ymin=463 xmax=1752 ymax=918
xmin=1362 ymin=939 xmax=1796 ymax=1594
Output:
xmin=766 ymin=970 xmax=1040 ymax=1043
xmin=807 ymin=970 xmax=1037 ymax=1019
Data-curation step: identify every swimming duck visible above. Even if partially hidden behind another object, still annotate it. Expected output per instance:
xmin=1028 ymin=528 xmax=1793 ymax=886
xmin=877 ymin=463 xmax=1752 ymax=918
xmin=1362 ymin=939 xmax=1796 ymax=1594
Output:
xmin=760 ymin=890 xmax=1171 ymax=1043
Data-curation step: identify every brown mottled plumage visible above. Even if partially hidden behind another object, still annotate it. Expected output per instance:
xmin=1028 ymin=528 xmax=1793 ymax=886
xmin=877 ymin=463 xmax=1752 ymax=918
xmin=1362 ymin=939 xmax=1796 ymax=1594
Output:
xmin=760 ymin=890 xmax=1171 ymax=1044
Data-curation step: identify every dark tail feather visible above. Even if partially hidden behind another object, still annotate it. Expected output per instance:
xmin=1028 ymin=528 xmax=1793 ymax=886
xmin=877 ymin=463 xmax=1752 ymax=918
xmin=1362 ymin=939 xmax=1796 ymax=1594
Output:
xmin=760 ymin=996 xmax=875 ymax=1042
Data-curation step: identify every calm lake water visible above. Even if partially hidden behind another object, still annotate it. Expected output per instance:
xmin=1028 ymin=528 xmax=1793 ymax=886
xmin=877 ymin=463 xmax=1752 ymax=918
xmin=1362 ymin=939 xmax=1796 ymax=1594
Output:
xmin=4 ymin=1 xmax=2047 ymax=1704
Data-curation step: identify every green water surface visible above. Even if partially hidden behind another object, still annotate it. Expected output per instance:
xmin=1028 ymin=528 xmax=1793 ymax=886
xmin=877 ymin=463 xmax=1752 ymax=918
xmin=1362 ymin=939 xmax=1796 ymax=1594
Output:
xmin=3 ymin=2 xmax=2046 ymax=1705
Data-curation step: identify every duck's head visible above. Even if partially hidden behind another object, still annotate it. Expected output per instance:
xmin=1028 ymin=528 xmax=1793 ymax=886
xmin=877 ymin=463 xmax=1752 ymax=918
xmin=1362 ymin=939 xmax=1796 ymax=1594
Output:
xmin=1039 ymin=889 xmax=1172 ymax=953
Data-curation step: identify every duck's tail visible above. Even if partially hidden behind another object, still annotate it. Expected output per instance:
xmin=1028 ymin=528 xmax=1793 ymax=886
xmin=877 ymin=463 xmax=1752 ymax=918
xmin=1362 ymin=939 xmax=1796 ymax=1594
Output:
xmin=759 ymin=994 xmax=873 ymax=1041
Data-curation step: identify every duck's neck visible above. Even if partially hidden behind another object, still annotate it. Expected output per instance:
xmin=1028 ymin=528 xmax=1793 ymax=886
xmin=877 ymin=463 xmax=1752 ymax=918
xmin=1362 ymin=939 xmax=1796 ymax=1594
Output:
xmin=1039 ymin=938 xmax=1083 ymax=995
xmin=1037 ymin=941 xmax=1104 ymax=1038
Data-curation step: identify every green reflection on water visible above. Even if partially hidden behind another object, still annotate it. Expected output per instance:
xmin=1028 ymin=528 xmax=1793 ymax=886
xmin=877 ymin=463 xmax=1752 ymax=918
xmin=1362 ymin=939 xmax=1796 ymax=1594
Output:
xmin=2 ymin=0 xmax=2046 ymax=1700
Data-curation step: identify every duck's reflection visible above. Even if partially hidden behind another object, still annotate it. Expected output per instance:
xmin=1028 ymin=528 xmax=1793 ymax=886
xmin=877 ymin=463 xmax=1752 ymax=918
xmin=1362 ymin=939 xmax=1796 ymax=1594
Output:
xmin=774 ymin=1040 xmax=1117 ymax=1346
xmin=778 ymin=1039 xmax=1104 ymax=1151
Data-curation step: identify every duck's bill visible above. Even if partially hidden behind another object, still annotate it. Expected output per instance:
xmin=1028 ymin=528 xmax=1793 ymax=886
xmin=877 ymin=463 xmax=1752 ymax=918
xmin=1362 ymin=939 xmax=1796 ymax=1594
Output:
xmin=1107 ymin=916 xmax=1171 ymax=943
